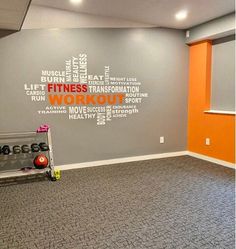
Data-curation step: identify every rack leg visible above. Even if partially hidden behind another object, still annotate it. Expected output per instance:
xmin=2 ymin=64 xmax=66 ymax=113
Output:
xmin=47 ymin=128 xmax=56 ymax=181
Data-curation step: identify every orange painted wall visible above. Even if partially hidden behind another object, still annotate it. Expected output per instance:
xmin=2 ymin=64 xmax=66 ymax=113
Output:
xmin=188 ymin=41 xmax=235 ymax=164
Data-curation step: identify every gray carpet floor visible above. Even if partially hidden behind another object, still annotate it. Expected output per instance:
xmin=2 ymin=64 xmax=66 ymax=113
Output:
xmin=0 ymin=156 xmax=235 ymax=249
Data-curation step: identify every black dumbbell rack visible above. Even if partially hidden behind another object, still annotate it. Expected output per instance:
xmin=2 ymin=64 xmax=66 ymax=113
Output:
xmin=0 ymin=128 xmax=55 ymax=180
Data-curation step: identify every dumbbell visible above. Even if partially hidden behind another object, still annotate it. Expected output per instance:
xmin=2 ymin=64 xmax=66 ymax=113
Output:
xmin=21 ymin=145 xmax=30 ymax=153
xmin=31 ymin=143 xmax=40 ymax=153
xmin=39 ymin=142 xmax=49 ymax=151
xmin=2 ymin=145 xmax=11 ymax=155
xmin=13 ymin=145 xmax=21 ymax=154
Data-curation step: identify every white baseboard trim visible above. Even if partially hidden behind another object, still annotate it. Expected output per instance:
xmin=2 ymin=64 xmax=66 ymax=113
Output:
xmin=57 ymin=151 xmax=188 ymax=171
xmin=187 ymin=152 xmax=235 ymax=169
xmin=57 ymin=151 xmax=235 ymax=171
xmin=0 ymin=151 xmax=234 ymax=179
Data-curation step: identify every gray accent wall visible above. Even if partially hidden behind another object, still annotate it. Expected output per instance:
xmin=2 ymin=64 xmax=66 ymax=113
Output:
xmin=0 ymin=28 xmax=188 ymax=166
xmin=211 ymin=35 xmax=235 ymax=111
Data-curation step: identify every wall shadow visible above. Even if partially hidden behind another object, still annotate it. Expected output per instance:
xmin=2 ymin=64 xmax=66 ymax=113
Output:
xmin=0 ymin=30 xmax=18 ymax=39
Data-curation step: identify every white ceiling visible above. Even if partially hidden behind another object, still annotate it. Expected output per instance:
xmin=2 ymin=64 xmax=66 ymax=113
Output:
xmin=0 ymin=0 xmax=31 ymax=30
xmin=32 ymin=0 xmax=235 ymax=29
xmin=0 ymin=0 xmax=234 ymax=30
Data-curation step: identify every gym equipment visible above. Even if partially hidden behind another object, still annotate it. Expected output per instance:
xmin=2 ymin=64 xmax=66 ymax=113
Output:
xmin=13 ymin=145 xmax=21 ymax=154
xmin=2 ymin=145 xmax=11 ymax=155
xmin=37 ymin=124 xmax=49 ymax=133
xmin=21 ymin=167 xmax=33 ymax=171
xmin=21 ymin=145 xmax=30 ymax=153
xmin=46 ymin=170 xmax=57 ymax=181
xmin=31 ymin=143 xmax=40 ymax=152
xmin=39 ymin=142 xmax=49 ymax=151
xmin=0 ymin=125 xmax=57 ymax=181
xmin=54 ymin=169 xmax=61 ymax=180
xmin=34 ymin=154 xmax=48 ymax=169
